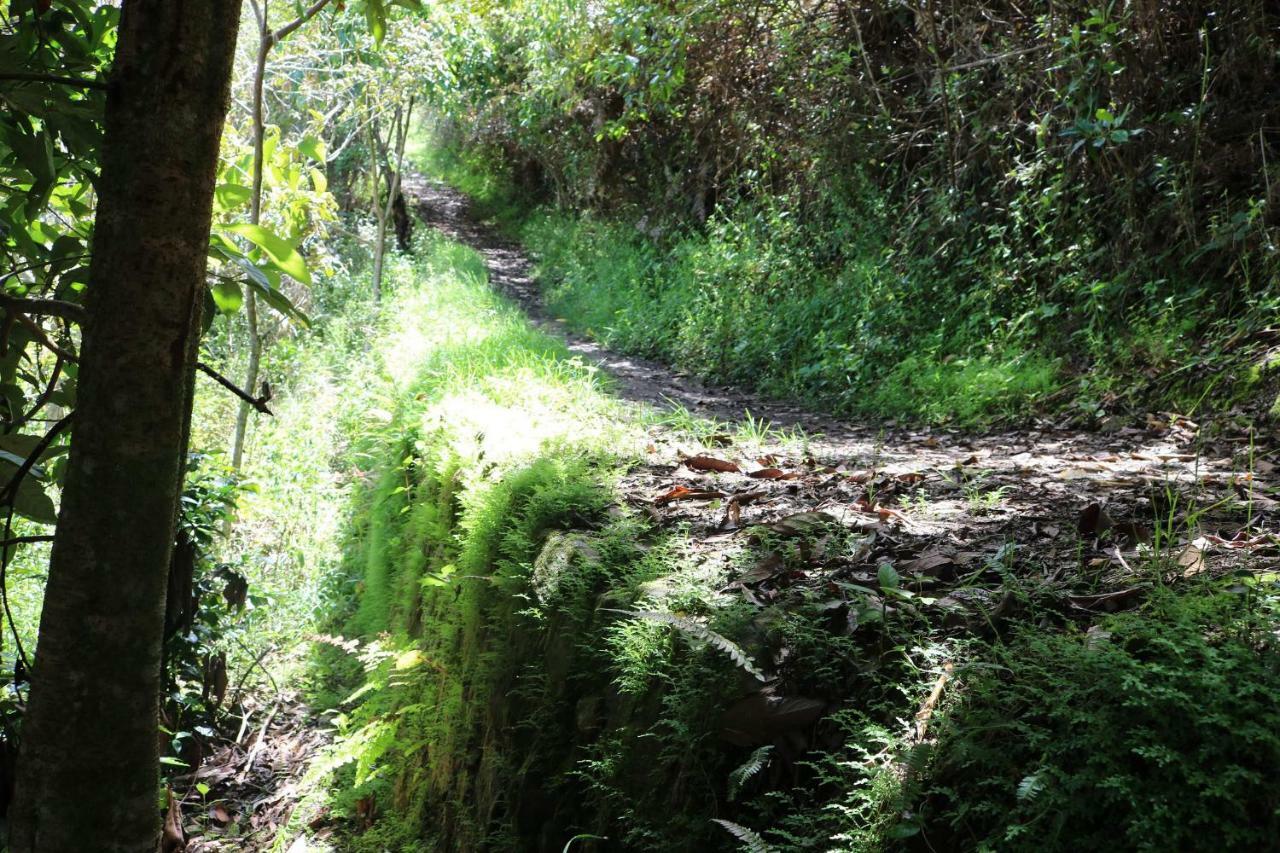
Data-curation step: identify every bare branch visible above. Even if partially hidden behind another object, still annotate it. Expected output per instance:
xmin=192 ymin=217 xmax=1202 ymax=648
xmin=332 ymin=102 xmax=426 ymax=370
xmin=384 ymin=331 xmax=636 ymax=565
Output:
xmin=196 ymin=362 xmax=273 ymax=415
xmin=271 ymin=0 xmax=333 ymax=46
xmin=0 ymin=296 xmax=87 ymax=325
xmin=0 ymin=71 xmax=108 ymax=90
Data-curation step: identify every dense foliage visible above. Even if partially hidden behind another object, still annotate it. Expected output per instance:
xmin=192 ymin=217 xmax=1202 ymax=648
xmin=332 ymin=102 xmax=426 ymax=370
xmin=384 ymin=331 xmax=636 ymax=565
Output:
xmin=4 ymin=0 xmax=1280 ymax=849
xmin=420 ymin=0 xmax=1280 ymax=423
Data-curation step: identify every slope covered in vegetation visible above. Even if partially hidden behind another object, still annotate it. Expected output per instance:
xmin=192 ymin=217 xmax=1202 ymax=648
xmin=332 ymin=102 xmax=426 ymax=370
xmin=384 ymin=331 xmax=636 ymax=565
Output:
xmin=296 ymin=185 xmax=1280 ymax=852
xmin=418 ymin=0 xmax=1280 ymax=425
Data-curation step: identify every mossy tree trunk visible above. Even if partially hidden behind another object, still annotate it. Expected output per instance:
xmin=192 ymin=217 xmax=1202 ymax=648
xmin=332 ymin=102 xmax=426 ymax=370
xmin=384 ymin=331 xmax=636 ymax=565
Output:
xmin=7 ymin=1 xmax=240 ymax=850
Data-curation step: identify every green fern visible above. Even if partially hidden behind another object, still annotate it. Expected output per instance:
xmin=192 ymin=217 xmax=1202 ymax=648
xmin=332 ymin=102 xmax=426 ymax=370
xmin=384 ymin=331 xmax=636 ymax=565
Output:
xmin=728 ymin=745 xmax=772 ymax=800
xmin=620 ymin=610 xmax=768 ymax=681
xmin=712 ymin=819 xmax=773 ymax=852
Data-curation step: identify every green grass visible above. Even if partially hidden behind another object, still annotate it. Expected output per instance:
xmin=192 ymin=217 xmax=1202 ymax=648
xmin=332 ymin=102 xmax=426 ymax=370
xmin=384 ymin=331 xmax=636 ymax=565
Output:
xmin=422 ymin=142 xmax=1068 ymax=427
xmin=419 ymin=133 xmax=1271 ymax=429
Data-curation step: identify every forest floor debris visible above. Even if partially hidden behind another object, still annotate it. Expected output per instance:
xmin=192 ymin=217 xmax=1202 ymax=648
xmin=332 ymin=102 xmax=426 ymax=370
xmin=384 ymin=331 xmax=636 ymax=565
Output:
xmin=177 ymin=693 xmax=331 ymax=852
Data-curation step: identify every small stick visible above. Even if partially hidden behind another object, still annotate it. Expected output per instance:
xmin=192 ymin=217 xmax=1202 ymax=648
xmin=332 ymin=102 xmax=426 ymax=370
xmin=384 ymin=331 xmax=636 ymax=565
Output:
xmin=196 ymin=362 xmax=272 ymax=414
xmin=237 ymin=699 xmax=280 ymax=783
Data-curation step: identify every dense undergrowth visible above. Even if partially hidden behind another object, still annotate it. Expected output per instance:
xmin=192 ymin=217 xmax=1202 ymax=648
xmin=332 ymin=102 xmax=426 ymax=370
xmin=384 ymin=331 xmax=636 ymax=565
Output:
xmin=287 ymin=215 xmax=1280 ymax=852
xmin=408 ymin=0 xmax=1280 ymax=428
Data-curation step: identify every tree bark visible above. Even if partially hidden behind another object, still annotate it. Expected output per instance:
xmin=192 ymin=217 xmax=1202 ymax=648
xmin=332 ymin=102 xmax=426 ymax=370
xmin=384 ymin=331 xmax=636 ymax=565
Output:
xmin=7 ymin=2 xmax=240 ymax=851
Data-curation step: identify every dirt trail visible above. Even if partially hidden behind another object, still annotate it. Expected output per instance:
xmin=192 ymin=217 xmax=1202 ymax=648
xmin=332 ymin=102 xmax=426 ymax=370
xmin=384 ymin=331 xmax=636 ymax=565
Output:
xmin=409 ymin=176 xmax=1276 ymax=597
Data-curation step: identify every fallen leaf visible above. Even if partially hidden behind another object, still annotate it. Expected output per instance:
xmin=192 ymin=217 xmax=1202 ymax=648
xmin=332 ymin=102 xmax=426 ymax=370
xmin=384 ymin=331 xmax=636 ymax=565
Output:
xmin=686 ymin=455 xmax=740 ymax=473
xmin=721 ymin=693 xmax=827 ymax=747
xmin=903 ymin=551 xmax=954 ymax=577
xmin=762 ymin=511 xmax=838 ymax=537
xmin=654 ymin=485 xmax=726 ymax=506
xmin=1178 ymin=542 xmax=1206 ymax=576
xmin=1077 ymin=502 xmax=1113 ymax=537
xmin=1068 ymin=587 xmax=1143 ymax=612
xmin=737 ymin=553 xmax=785 ymax=584
xmin=747 ymin=467 xmax=798 ymax=480
xmin=210 ymin=804 xmax=232 ymax=825
xmin=162 ymin=788 xmax=185 ymax=853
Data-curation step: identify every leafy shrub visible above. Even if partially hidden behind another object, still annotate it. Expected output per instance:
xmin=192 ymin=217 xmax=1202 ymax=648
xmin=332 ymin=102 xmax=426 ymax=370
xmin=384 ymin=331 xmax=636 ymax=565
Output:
xmin=915 ymin=591 xmax=1280 ymax=851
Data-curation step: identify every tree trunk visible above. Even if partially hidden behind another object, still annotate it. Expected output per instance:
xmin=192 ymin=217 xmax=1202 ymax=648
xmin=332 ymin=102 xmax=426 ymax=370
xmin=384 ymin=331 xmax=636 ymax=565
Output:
xmin=8 ymin=1 xmax=240 ymax=850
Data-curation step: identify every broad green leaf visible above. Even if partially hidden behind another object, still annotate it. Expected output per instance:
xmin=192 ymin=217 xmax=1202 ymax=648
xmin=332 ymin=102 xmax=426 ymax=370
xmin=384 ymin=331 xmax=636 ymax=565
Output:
xmin=0 ymin=433 xmax=47 ymax=459
xmin=310 ymin=167 xmax=328 ymax=194
xmin=877 ymin=562 xmax=900 ymax=591
xmin=210 ymin=279 xmax=244 ymax=314
xmin=297 ymin=136 xmax=325 ymax=163
xmin=215 ymin=183 xmax=252 ymax=210
xmin=0 ymin=460 xmax=58 ymax=524
xmin=365 ymin=0 xmax=387 ymax=43
xmin=224 ymin=223 xmax=312 ymax=285
xmin=253 ymin=280 xmax=312 ymax=328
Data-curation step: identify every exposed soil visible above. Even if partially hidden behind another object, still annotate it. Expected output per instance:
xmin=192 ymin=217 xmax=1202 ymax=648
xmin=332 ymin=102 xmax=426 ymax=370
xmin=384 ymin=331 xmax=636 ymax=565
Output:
xmin=409 ymin=176 xmax=1279 ymax=611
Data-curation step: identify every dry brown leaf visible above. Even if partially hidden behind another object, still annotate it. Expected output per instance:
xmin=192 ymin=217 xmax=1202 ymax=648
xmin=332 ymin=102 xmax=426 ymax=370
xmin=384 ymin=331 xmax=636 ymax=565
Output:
xmin=654 ymin=485 xmax=726 ymax=506
xmin=686 ymin=455 xmax=740 ymax=473
xmin=1178 ymin=542 xmax=1206 ymax=576
xmin=763 ymin=511 xmax=838 ymax=537
xmin=747 ymin=467 xmax=798 ymax=480
xmin=162 ymin=788 xmax=185 ymax=853
xmin=1067 ymin=587 xmax=1143 ymax=612
xmin=1077 ymin=502 xmax=1113 ymax=537
xmin=737 ymin=553 xmax=785 ymax=584
xmin=903 ymin=552 xmax=954 ymax=576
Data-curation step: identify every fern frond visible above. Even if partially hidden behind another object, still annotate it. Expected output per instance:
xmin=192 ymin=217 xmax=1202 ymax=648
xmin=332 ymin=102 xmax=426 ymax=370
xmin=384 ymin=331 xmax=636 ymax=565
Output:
xmin=728 ymin=745 xmax=772 ymax=801
xmin=712 ymin=819 xmax=773 ymax=853
xmin=623 ymin=610 xmax=767 ymax=681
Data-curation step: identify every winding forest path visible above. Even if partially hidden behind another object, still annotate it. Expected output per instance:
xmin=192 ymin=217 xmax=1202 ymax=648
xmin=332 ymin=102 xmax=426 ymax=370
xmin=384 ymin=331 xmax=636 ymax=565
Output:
xmin=408 ymin=176 xmax=1273 ymax=600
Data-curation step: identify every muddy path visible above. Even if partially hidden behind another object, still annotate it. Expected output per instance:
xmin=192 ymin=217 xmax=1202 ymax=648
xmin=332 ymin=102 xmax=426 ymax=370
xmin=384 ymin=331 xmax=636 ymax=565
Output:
xmin=409 ymin=175 xmax=1275 ymax=613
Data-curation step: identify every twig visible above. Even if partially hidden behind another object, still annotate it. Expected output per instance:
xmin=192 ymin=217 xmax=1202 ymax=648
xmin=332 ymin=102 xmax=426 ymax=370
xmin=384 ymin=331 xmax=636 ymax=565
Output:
xmin=0 ymin=506 xmax=31 ymax=678
xmin=196 ymin=362 xmax=272 ymax=415
xmin=0 ymin=71 xmax=107 ymax=90
xmin=228 ymin=640 xmax=278 ymax=710
xmin=913 ymin=661 xmax=954 ymax=743
xmin=0 ymin=535 xmax=54 ymax=549
xmin=236 ymin=698 xmax=281 ymax=783
xmin=0 ymin=414 xmax=72 ymax=674
xmin=10 ymin=355 xmax=64 ymax=432
xmin=14 ymin=314 xmax=78 ymax=362
xmin=0 ymin=414 xmax=72 ymax=510
xmin=0 ymin=296 xmax=87 ymax=324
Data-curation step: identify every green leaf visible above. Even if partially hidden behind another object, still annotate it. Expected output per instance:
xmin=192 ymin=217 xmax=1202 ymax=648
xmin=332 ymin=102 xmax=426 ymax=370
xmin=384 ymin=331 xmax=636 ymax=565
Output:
xmin=210 ymin=279 xmax=244 ymax=314
xmin=877 ymin=562 xmax=900 ymax=591
xmin=224 ymin=223 xmax=311 ymax=285
xmin=0 ymin=460 xmax=57 ymax=524
xmin=253 ymin=281 xmax=312 ymax=328
xmin=364 ymin=0 xmax=387 ymax=43
xmin=215 ymin=183 xmax=252 ymax=210
xmin=297 ymin=136 xmax=325 ymax=163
